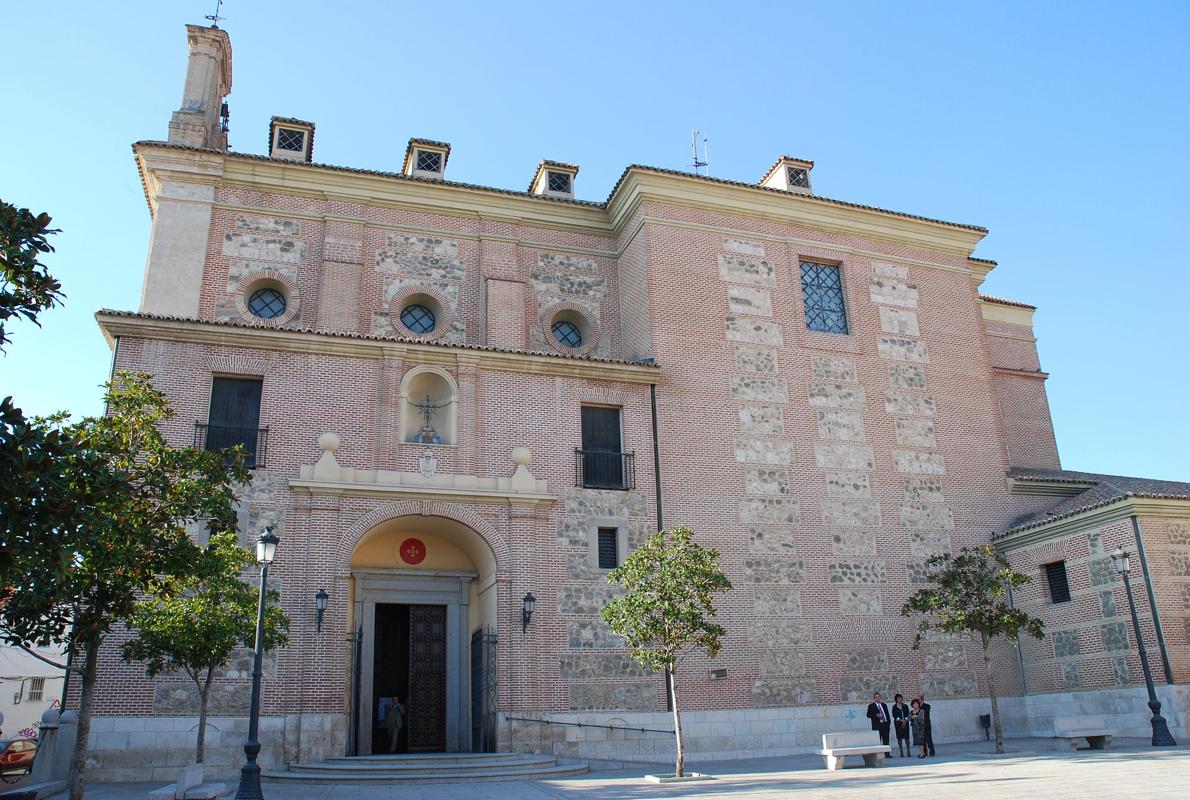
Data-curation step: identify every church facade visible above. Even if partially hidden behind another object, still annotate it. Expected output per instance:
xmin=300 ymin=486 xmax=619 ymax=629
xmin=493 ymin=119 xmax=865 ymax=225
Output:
xmin=81 ymin=24 xmax=1189 ymax=781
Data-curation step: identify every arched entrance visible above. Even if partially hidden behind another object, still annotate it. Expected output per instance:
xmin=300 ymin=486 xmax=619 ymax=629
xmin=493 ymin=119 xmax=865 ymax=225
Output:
xmin=346 ymin=512 xmax=499 ymax=755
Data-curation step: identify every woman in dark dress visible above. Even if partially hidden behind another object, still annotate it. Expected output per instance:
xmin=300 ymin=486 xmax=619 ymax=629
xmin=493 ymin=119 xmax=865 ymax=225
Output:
xmin=909 ymin=698 xmax=928 ymax=758
xmin=891 ymin=693 xmax=911 ymax=757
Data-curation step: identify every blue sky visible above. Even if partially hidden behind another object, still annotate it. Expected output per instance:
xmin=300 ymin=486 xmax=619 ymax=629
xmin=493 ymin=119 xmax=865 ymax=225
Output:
xmin=2 ymin=1 xmax=1188 ymax=480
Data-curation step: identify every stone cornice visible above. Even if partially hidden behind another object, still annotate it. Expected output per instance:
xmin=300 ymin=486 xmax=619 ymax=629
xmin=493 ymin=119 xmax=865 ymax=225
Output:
xmin=979 ymin=297 xmax=1035 ymax=327
xmin=132 ymin=142 xmax=991 ymax=260
xmin=993 ymin=496 xmax=1190 ymax=551
xmin=95 ymin=311 xmax=660 ymax=385
xmin=1006 ymin=476 xmax=1094 ymax=497
xmin=289 ymin=478 xmax=555 ymax=507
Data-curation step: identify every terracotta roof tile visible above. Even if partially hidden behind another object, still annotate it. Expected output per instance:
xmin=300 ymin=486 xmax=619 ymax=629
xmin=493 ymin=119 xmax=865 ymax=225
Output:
xmin=978 ymin=294 xmax=1036 ymax=310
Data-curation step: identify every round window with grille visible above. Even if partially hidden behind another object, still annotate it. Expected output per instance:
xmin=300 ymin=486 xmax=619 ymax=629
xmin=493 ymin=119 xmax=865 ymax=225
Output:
xmin=401 ymin=304 xmax=436 ymax=334
xmin=551 ymin=320 xmax=583 ymax=349
xmin=247 ymin=287 xmax=287 ymax=319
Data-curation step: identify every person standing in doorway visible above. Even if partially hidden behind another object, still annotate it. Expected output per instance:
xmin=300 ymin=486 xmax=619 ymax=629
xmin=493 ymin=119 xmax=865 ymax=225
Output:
xmin=891 ymin=693 xmax=911 ymax=757
xmin=866 ymin=691 xmax=892 ymax=752
xmin=385 ymin=696 xmax=406 ymax=753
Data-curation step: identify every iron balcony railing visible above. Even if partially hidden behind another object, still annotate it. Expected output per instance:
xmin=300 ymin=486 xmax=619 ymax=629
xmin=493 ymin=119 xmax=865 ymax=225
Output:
xmin=574 ymin=448 xmax=635 ymax=491
xmin=194 ymin=423 xmax=269 ymax=469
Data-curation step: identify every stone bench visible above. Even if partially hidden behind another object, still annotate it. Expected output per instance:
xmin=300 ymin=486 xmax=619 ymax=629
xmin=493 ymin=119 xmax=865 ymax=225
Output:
xmin=815 ymin=731 xmax=891 ymax=771
xmin=1052 ymin=715 xmax=1116 ymax=751
xmin=147 ymin=764 xmax=228 ymax=800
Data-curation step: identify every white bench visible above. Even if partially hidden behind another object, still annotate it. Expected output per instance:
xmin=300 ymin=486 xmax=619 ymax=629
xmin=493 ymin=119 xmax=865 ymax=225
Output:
xmin=1052 ymin=715 xmax=1116 ymax=751
xmin=816 ymin=731 xmax=891 ymax=771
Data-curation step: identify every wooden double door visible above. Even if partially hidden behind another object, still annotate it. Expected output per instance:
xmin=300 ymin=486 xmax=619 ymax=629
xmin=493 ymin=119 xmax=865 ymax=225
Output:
xmin=372 ymin=603 xmax=447 ymax=753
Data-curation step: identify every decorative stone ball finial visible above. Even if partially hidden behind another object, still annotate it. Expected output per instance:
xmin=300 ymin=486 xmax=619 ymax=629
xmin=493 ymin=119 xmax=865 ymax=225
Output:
xmin=318 ymin=432 xmax=341 ymax=453
xmin=510 ymin=446 xmax=531 ymax=466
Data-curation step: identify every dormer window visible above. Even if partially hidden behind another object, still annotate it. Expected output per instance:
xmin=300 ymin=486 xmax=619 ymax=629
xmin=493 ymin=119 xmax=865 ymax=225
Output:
xmin=547 ymin=171 xmax=572 ymax=194
xmin=276 ymin=129 xmax=305 ymax=153
xmin=415 ymin=149 xmax=443 ymax=174
xmin=403 ymin=138 xmax=451 ymax=179
xmin=529 ymin=160 xmax=579 ymax=199
xmin=759 ymin=155 xmax=814 ymax=194
xmin=268 ymin=117 xmax=315 ymax=162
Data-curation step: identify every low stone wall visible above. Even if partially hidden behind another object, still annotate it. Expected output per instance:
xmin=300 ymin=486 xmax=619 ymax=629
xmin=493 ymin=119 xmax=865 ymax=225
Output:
xmin=84 ymin=712 xmax=346 ymax=783
xmin=502 ymin=686 xmax=1188 ymax=764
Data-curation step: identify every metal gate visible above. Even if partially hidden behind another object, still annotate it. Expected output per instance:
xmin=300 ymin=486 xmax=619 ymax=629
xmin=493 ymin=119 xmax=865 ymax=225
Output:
xmin=470 ymin=627 xmax=498 ymax=752
xmin=407 ymin=604 xmax=447 ymax=751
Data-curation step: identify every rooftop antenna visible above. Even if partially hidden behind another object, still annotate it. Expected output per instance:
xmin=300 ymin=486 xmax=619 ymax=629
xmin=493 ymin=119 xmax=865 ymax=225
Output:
xmin=690 ymin=128 xmax=710 ymax=176
xmin=205 ymin=0 xmax=226 ymax=28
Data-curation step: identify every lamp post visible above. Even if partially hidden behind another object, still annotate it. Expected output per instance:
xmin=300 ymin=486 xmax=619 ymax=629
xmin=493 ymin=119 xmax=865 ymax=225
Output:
xmin=1110 ymin=548 xmax=1176 ymax=746
xmin=235 ymin=527 xmax=280 ymax=799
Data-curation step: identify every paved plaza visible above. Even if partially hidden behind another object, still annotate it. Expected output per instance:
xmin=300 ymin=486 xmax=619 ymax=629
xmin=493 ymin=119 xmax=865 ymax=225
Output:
xmin=49 ymin=737 xmax=1188 ymax=800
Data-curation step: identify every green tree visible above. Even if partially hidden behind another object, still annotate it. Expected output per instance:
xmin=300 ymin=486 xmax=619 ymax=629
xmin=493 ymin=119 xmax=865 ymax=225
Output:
xmin=601 ymin=526 xmax=732 ymax=778
xmin=122 ymin=530 xmax=289 ymax=763
xmin=0 ymin=372 xmax=249 ymax=800
xmin=0 ymin=199 xmax=66 ymax=581
xmin=0 ymin=200 xmax=63 ymax=350
xmin=901 ymin=545 xmax=1045 ymax=753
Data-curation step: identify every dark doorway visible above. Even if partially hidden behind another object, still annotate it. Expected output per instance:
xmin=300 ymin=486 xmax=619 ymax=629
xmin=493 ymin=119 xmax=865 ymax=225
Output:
xmin=371 ymin=603 xmax=447 ymax=754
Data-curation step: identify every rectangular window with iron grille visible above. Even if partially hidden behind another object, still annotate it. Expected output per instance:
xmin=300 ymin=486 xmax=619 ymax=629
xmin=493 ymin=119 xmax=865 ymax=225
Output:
xmin=276 ymin=128 xmax=305 ymax=152
xmin=415 ymin=149 xmax=443 ymax=173
xmin=799 ymin=261 xmax=849 ymax=334
xmin=547 ymin=171 xmax=571 ymax=193
xmin=787 ymin=166 xmax=809 ymax=188
xmin=199 ymin=377 xmax=267 ymax=468
xmin=28 ymin=677 xmax=45 ymax=702
xmin=597 ymin=528 xmax=619 ymax=570
xmin=1044 ymin=561 xmax=1071 ymax=603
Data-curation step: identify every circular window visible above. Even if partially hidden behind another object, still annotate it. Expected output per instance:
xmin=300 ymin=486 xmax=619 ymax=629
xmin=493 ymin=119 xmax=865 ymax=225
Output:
xmin=247 ymin=287 xmax=287 ymax=319
xmin=551 ymin=320 xmax=583 ymax=348
xmin=401 ymin=304 xmax=436 ymax=334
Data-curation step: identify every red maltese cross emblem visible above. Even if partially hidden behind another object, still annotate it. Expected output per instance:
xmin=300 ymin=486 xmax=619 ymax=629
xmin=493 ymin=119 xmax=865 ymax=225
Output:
xmin=399 ymin=537 xmax=427 ymax=565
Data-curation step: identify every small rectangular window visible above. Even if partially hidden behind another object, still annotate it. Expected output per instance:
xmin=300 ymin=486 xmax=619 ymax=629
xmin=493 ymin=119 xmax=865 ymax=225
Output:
xmin=415 ymin=149 xmax=443 ymax=173
xmin=204 ymin=377 xmax=265 ymax=468
xmin=547 ymin=171 xmax=572 ymax=193
xmin=276 ymin=128 xmax=305 ymax=152
xmin=27 ymin=677 xmax=45 ymax=702
xmin=1044 ymin=561 xmax=1071 ymax=604
xmin=799 ymin=261 xmax=849 ymax=334
xmin=787 ymin=166 xmax=809 ymax=188
xmin=597 ymin=528 xmax=619 ymax=570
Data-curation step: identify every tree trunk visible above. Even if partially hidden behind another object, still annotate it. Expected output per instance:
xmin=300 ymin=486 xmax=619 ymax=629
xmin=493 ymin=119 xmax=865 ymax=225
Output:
xmin=983 ymin=636 xmax=1004 ymax=754
xmin=196 ymin=667 xmax=216 ymax=763
xmin=668 ymin=666 xmax=685 ymax=778
xmin=68 ymin=634 xmax=100 ymax=800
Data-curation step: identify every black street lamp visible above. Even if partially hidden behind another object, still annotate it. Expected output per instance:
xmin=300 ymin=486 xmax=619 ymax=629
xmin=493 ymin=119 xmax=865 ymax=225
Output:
xmin=235 ymin=527 xmax=280 ymax=799
xmin=521 ymin=592 xmax=536 ymax=634
xmin=314 ymin=588 xmax=328 ymax=635
xmin=1110 ymin=548 xmax=1176 ymax=746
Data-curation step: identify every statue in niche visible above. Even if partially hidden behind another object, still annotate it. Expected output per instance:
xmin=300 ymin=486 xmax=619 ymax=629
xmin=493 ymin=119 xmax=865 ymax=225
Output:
xmin=411 ymin=394 xmax=444 ymax=444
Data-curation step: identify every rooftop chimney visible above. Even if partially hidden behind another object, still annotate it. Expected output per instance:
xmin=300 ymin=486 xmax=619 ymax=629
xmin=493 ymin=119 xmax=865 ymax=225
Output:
xmin=529 ymin=160 xmax=579 ymax=199
xmin=168 ymin=24 xmax=233 ymax=150
xmin=402 ymin=138 xmax=451 ymax=180
xmin=269 ymin=117 xmax=315 ymax=162
xmin=759 ymin=156 xmax=814 ymax=195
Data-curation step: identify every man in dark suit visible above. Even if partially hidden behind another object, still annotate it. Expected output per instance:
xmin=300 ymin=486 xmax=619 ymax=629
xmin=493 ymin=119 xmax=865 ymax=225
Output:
xmin=918 ymin=694 xmax=936 ymax=755
xmin=866 ymin=691 xmax=892 ymax=751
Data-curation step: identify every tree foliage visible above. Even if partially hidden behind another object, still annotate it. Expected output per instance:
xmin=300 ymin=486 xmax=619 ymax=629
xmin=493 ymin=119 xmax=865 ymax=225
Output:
xmin=0 ymin=200 xmax=63 ymax=350
xmin=601 ymin=526 xmax=732 ymax=777
xmin=122 ymin=530 xmax=289 ymax=763
xmin=0 ymin=372 xmax=250 ymax=800
xmin=901 ymin=545 xmax=1044 ymax=753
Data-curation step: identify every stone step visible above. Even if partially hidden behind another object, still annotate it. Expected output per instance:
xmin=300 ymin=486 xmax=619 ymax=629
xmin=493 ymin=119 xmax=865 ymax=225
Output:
xmin=288 ymin=754 xmax=560 ymax=773
xmin=263 ymin=758 xmax=588 ymax=784
xmin=322 ymin=752 xmax=526 ymax=765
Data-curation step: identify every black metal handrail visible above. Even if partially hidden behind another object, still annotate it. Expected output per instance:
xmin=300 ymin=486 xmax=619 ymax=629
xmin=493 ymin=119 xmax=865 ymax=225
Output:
xmin=195 ymin=423 xmax=269 ymax=469
xmin=574 ymin=448 xmax=635 ymax=490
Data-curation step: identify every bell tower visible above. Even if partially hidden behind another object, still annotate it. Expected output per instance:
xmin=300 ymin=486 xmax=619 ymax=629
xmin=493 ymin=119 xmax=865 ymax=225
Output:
xmin=167 ymin=24 xmax=232 ymax=150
